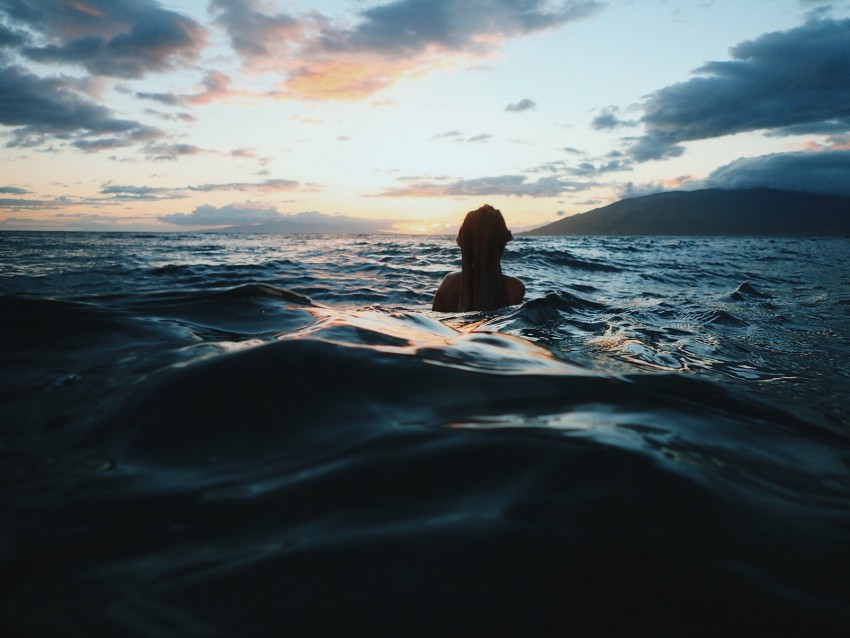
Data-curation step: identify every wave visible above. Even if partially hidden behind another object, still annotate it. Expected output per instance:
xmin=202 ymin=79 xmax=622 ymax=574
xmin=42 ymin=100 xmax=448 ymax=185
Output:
xmin=730 ymin=281 xmax=772 ymax=300
xmin=3 ymin=308 xmax=842 ymax=636
xmin=515 ymin=247 xmax=623 ymax=272
xmin=4 ymin=234 xmax=850 ymax=637
xmin=683 ymin=308 xmax=750 ymax=327
xmin=156 ymin=282 xmax=319 ymax=307
xmin=76 ymin=307 xmax=843 ymax=484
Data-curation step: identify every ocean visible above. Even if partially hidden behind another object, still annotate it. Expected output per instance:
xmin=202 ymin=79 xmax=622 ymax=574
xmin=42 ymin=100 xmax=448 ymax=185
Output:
xmin=2 ymin=231 xmax=849 ymax=636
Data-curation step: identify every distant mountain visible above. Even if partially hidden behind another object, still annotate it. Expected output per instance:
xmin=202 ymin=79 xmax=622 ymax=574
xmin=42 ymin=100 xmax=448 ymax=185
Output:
xmin=523 ymin=188 xmax=850 ymax=236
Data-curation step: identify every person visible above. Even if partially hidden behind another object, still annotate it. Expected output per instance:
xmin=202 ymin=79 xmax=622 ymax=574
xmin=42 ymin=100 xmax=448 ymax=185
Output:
xmin=432 ymin=204 xmax=525 ymax=312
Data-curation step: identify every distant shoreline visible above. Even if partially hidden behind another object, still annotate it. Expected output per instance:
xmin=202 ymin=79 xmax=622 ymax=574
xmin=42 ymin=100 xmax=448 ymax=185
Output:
xmin=522 ymin=188 xmax=850 ymax=237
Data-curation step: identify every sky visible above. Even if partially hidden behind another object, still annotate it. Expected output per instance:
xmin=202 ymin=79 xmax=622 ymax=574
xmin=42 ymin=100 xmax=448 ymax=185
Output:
xmin=1 ymin=0 xmax=849 ymax=233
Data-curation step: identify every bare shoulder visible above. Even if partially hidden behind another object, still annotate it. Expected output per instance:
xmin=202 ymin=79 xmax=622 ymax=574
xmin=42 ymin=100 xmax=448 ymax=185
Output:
xmin=432 ymin=271 xmax=461 ymax=312
xmin=442 ymin=272 xmax=462 ymax=285
xmin=503 ymin=275 xmax=525 ymax=305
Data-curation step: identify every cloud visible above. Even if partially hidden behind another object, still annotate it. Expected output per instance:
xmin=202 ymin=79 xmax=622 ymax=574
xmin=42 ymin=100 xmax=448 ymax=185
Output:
xmin=0 ymin=22 xmax=27 ymax=48
xmin=0 ymin=193 xmax=90 ymax=210
xmin=0 ymin=211 xmax=164 ymax=231
xmin=143 ymin=108 xmax=196 ymax=123
xmin=800 ymin=0 xmax=835 ymax=21
xmin=331 ymin=0 xmax=600 ymax=55
xmin=591 ymin=111 xmax=620 ymax=130
xmin=530 ymin=160 xmax=567 ymax=174
xmin=100 ymin=184 xmax=189 ymax=201
xmin=2 ymin=177 xmax=303 ymax=212
xmin=627 ymin=133 xmax=686 ymax=162
xmin=187 ymin=179 xmax=300 ymax=193
xmin=2 ymin=0 xmax=205 ymax=79
xmin=135 ymin=71 xmax=245 ymax=106
xmin=591 ymin=107 xmax=635 ymax=130
xmin=532 ymin=150 xmax=631 ymax=178
xmin=618 ymin=150 xmax=850 ymax=199
xmin=0 ymin=197 xmax=48 ymax=208
xmin=143 ymin=143 xmax=207 ymax=161
xmin=0 ymin=63 xmax=164 ymax=147
xmin=211 ymin=0 xmax=602 ymax=100
xmin=698 ymin=149 xmax=850 ymax=197
xmin=100 ymin=179 xmax=301 ymax=200
xmin=0 ymin=185 xmax=29 ymax=194
xmin=431 ymin=130 xmax=492 ymax=143
xmin=566 ymin=157 xmax=632 ymax=177
xmin=505 ymin=98 xmax=536 ymax=112
xmin=159 ymin=203 xmax=284 ymax=226
xmin=209 ymin=0 xmax=304 ymax=72
xmin=158 ymin=204 xmax=394 ymax=233
xmin=72 ymin=137 xmax=133 ymax=152
xmin=628 ymin=18 xmax=850 ymax=161
xmin=373 ymin=174 xmax=591 ymax=198
xmin=230 ymin=147 xmax=257 ymax=158
xmin=135 ymin=91 xmax=184 ymax=106
xmin=615 ymin=175 xmax=695 ymax=199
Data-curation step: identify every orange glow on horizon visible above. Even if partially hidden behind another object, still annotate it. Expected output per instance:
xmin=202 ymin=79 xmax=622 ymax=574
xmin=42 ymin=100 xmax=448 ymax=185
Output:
xmin=390 ymin=220 xmax=456 ymax=235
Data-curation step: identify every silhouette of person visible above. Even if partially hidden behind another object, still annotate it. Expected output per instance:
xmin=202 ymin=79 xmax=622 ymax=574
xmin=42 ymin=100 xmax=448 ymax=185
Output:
xmin=432 ymin=204 xmax=525 ymax=312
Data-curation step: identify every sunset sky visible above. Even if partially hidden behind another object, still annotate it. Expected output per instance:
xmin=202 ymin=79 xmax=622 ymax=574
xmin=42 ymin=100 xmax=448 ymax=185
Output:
xmin=1 ymin=0 xmax=849 ymax=232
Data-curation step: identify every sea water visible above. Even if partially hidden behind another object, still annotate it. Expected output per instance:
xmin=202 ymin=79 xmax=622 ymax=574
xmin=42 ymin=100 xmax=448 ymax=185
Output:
xmin=1 ymin=232 xmax=849 ymax=636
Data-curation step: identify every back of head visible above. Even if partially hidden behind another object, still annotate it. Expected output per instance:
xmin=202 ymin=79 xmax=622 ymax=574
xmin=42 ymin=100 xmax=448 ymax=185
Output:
xmin=456 ymin=204 xmax=513 ymax=311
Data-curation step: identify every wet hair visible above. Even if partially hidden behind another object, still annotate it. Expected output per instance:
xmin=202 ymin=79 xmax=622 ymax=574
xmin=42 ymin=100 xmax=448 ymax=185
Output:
xmin=456 ymin=204 xmax=513 ymax=311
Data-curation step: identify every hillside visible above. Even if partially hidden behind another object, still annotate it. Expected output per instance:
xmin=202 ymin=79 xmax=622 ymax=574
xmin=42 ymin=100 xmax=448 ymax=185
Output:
xmin=523 ymin=188 xmax=850 ymax=236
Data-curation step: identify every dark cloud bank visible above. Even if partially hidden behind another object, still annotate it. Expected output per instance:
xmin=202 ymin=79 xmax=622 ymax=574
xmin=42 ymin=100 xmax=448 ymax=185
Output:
xmin=4 ymin=0 xmax=205 ymax=79
xmin=212 ymin=0 xmax=602 ymax=60
xmin=0 ymin=0 xmax=203 ymax=148
xmin=701 ymin=150 xmax=850 ymax=198
xmin=0 ymin=64 xmax=163 ymax=147
xmin=590 ymin=16 xmax=850 ymax=200
xmin=625 ymin=17 xmax=850 ymax=162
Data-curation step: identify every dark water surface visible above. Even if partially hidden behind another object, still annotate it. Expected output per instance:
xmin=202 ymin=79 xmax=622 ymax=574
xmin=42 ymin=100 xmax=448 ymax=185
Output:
xmin=2 ymin=232 xmax=849 ymax=636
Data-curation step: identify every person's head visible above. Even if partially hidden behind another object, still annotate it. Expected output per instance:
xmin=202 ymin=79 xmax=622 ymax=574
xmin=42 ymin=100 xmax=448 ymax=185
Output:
xmin=456 ymin=204 xmax=513 ymax=311
xmin=456 ymin=204 xmax=513 ymax=254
